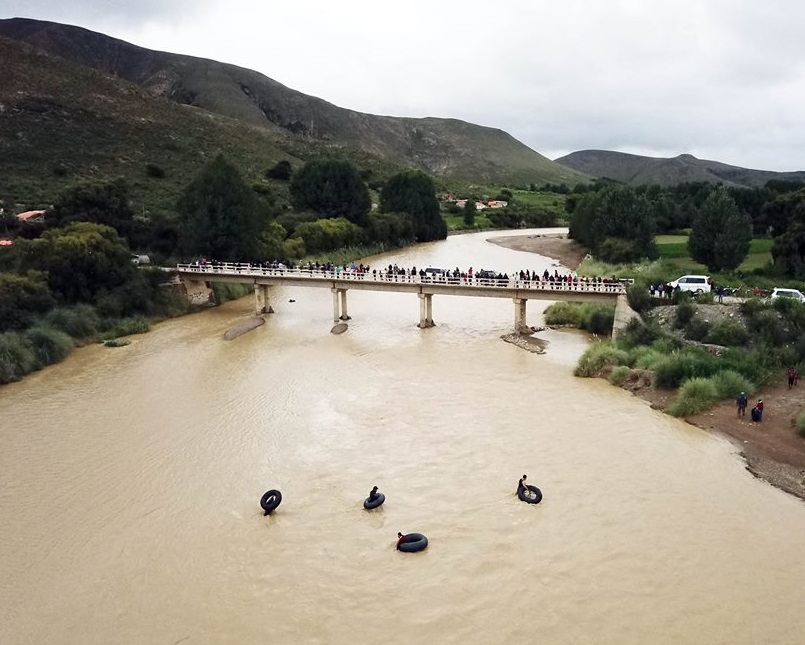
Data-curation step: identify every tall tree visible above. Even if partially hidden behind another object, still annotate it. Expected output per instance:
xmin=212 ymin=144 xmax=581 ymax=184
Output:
xmin=463 ymin=199 xmax=476 ymax=227
xmin=177 ymin=155 xmax=267 ymax=261
xmin=379 ymin=170 xmax=446 ymax=242
xmin=19 ymin=222 xmax=135 ymax=303
xmin=47 ymin=179 xmax=136 ymax=241
xmin=688 ymin=187 xmax=752 ymax=272
xmin=289 ymin=160 xmax=371 ymax=227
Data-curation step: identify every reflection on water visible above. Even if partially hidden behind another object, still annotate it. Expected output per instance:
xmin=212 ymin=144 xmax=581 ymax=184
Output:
xmin=1 ymin=229 xmax=804 ymax=644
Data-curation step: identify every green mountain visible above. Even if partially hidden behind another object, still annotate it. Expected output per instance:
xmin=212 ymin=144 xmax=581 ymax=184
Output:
xmin=555 ymin=150 xmax=805 ymax=188
xmin=0 ymin=16 xmax=587 ymax=213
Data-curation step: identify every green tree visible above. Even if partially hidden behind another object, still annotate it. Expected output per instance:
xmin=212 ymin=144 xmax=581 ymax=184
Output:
xmin=0 ymin=273 xmax=55 ymax=331
xmin=289 ymin=160 xmax=371 ymax=227
xmin=463 ymin=199 xmax=476 ymax=227
xmin=47 ymin=179 xmax=136 ymax=241
xmin=19 ymin=222 xmax=135 ymax=303
xmin=379 ymin=170 xmax=446 ymax=242
xmin=688 ymin=187 xmax=752 ymax=272
xmin=177 ymin=155 xmax=268 ymax=261
xmin=265 ymin=160 xmax=292 ymax=181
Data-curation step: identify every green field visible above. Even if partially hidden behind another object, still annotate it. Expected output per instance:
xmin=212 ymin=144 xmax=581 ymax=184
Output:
xmin=655 ymin=235 xmax=773 ymax=273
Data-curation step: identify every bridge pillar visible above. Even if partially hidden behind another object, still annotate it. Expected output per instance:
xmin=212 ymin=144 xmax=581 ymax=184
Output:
xmin=418 ymin=293 xmax=435 ymax=328
xmin=339 ymin=289 xmax=351 ymax=320
xmin=513 ymin=297 xmax=528 ymax=332
xmin=331 ymin=288 xmax=340 ymax=322
xmin=254 ymin=284 xmax=274 ymax=315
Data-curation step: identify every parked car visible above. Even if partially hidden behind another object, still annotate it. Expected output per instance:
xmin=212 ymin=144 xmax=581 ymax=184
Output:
xmin=770 ymin=287 xmax=805 ymax=302
xmin=668 ymin=274 xmax=711 ymax=293
xmin=475 ymin=269 xmax=501 ymax=280
xmin=131 ymin=254 xmax=151 ymax=266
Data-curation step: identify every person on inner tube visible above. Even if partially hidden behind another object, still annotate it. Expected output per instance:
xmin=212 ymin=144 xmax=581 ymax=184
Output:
xmin=397 ymin=532 xmax=409 ymax=546
xmin=368 ymin=486 xmax=380 ymax=502
xmin=518 ymin=474 xmax=528 ymax=493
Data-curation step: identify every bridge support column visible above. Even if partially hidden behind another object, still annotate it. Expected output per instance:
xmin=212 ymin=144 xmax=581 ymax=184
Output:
xmin=339 ymin=289 xmax=351 ymax=320
xmin=331 ymin=288 xmax=341 ymax=322
xmin=418 ymin=293 xmax=435 ymax=328
xmin=254 ymin=284 xmax=273 ymax=315
xmin=513 ymin=297 xmax=528 ymax=333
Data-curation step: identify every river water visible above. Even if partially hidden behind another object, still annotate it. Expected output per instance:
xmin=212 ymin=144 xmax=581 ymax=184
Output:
xmin=1 ymin=229 xmax=804 ymax=644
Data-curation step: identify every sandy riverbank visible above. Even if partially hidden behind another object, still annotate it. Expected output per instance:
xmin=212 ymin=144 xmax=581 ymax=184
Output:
xmin=492 ymin=232 xmax=805 ymax=501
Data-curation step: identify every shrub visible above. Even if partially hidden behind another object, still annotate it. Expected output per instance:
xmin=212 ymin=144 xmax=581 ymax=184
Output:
xmin=684 ymin=317 xmax=711 ymax=342
xmin=575 ymin=343 xmax=631 ymax=377
xmin=211 ymin=282 xmax=252 ymax=304
xmin=616 ymin=318 xmax=663 ymax=350
xmin=42 ymin=305 xmax=100 ymax=339
xmin=668 ymin=378 xmax=719 ymax=416
xmin=653 ymin=349 xmax=719 ymax=388
xmin=0 ymin=332 xmax=38 ymax=384
xmin=705 ymin=320 xmax=750 ymax=347
xmin=24 ymin=325 xmax=74 ymax=367
xmin=106 ymin=316 xmax=151 ymax=338
xmin=145 ymin=163 xmax=166 ymax=178
xmin=626 ymin=280 xmax=652 ymax=314
xmin=632 ymin=347 xmax=667 ymax=370
xmin=608 ymin=365 xmax=631 ymax=386
xmin=544 ymin=302 xmax=614 ymax=335
xmin=795 ymin=411 xmax=805 ymax=438
xmin=674 ymin=302 xmax=696 ymax=329
xmin=710 ymin=370 xmax=754 ymax=399
xmin=585 ymin=307 xmax=615 ymax=335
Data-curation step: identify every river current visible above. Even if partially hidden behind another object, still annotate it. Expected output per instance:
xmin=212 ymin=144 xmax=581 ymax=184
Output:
xmin=1 ymin=229 xmax=804 ymax=644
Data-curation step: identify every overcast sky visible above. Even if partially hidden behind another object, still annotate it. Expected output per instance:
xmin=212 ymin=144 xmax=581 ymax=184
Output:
xmin=3 ymin=0 xmax=805 ymax=171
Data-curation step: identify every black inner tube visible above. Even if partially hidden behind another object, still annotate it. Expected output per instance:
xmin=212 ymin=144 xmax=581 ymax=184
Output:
xmin=517 ymin=484 xmax=542 ymax=504
xmin=363 ymin=493 xmax=385 ymax=509
xmin=397 ymin=533 xmax=428 ymax=552
xmin=260 ymin=489 xmax=282 ymax=515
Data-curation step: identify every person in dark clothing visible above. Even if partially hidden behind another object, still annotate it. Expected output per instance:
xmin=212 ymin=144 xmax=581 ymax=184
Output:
xmin=368 ymin=486 xmax=379 ymax=502
xmin=517 ymin=474 xmax=528 ymax=493
xmin=397 ymin=532 xmax=408 ymax=546
xmin=736 ymin=392 xmax=748 ymax=417
xmin=756 ymin=399 xmax=764 ymax=421
xmin=788 ymin=367 xmax=798 ymax=389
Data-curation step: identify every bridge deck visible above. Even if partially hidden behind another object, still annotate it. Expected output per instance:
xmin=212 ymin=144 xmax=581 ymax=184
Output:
xmin=175 ymin=264 xmax=626 ymax=303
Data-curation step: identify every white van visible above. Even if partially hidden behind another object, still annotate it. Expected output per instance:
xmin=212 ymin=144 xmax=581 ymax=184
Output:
xmin=669 ymin=275 xmax=711 ymax=293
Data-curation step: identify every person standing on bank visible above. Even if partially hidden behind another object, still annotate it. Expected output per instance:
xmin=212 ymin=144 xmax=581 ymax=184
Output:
xmin=756 ymin=399 xmax=764 ymax=421
xmin=736 ymin=392 xmax=748 ymax=417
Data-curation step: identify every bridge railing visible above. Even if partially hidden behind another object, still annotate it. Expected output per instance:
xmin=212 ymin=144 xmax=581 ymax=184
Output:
xmin=175 ymin=264 xmax=627 ymax=294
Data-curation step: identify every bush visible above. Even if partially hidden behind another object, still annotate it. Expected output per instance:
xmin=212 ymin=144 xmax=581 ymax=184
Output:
xmin=42 ymin=305 xmax=100 ymax=339
xmin=616 ymin=318 xmax=663 ymax=350
xmin=0 ymin=332 xmax=38 ymax=384
xmin=145 ymin=163 xmax=166 ymax=178
xmin=105 ymin=316 xmax=151 ymax=338
xmin=586 ymin=307 xmax=615 ymax=335
xmin=608 ymin=365 xmax=631 ymax=386
xmin=795 ymin=411 xmax=805 ymax=438
xmin=626 ymin=281 xmax=652 ymax=314
xmin=211 ymin=282 xmax=251 ymax=304
xmin=684 ymin=317 xmax=711 ymax=342
xmin=674 ymin=302 xmax=696 ymax=329
xmin=632 ymin=347 xmax=667 ymax=370
xmin=653 ymin=349 xmax=719 ymax=388
xmin=575 ymin=343 xmax=631 ymax=377
xmin=544 ymin=302 xmax=614 ymax=335
xmin=710 ymin=370 xmax=754 ymax=399
xmin=705 ymin=320 xmax=750 ymax=347
xmin=668 ymin=378 xmax=719 ymax=416
xmin=24 ymin=324 xmax=74 ymax=367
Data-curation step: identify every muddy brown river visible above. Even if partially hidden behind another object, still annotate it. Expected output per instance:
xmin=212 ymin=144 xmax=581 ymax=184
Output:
xmin=1 ymin=230 xmax=804 ymax=644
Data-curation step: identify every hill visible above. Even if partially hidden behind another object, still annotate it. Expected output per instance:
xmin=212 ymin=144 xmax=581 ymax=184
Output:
xmin=0 ymin=17 xmax=588 ymax=192
xmin=555 ymin=150 xmax=805 ymax=188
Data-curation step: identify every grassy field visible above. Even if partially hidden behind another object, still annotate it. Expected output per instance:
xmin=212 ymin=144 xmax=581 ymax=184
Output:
xmin=655 ymin=235 xmax=773 ymax=273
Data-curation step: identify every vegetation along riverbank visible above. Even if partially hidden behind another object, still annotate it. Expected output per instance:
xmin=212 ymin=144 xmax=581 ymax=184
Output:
xmin=494 ymin=232 xmax=805 ymax=501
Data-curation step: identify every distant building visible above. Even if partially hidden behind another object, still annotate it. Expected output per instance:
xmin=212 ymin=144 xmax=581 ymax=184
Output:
xmin=455 ymin=199 xmax=467 ymax=208
xmin=16 ymin=209 xmax=46 ymax=223
xmin=474 ymin=201 xmax=487 ymax=210
xmin=0 ymin=239 xmax=13 ymax=246
xmin=487 ymin=200 xmax=508 ymax=209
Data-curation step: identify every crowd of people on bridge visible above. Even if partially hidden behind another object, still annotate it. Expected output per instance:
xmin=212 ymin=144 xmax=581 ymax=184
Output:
xmin=188 ymin=257 xmax=627 ymax=290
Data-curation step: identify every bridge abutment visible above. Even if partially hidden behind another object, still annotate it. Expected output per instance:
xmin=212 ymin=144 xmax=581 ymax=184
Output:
xmin=418 ymin=293 xmax=435 ymax=328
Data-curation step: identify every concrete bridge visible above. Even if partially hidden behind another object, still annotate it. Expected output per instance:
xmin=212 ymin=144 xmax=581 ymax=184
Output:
xmin=175 ymin=263 xmax=637 ymax=334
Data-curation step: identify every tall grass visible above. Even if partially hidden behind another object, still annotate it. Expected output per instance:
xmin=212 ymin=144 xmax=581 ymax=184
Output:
xmin=544 ymin=302 xmax=615 ymax=335
xmin=42 ymin=305 xmax=100 ymax=339
xmin=668 ymin=378 xmax=718 ymax=416
xmin=0 ymin=332 xmax=38 ymax=384
xmin=574 ymin=343 xmax=630 ymax=377
xmin=25 ymin=325 xmax=74 ymax=367
xmin=652 ymin=349 xmax=719 ymax=388
xmin=795 ymin=411 xmax=805 ymax=438
xmin=211 ymin=282 xmax=252 ymax=304
xmin=104 ymin=316 xmax=151 ymax=338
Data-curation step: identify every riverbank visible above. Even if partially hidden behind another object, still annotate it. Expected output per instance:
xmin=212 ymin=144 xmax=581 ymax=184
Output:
xmin=492 ymin=231 xmax=805 ymax=501
xmin=488 ymin=233 xmax=586 ymax=271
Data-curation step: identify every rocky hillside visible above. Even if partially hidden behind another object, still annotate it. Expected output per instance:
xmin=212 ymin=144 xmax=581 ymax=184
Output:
xmin=0 ymin=17 xmax=588 ymax=188
xmin=555 ymin=150 xmax=805 ymax=188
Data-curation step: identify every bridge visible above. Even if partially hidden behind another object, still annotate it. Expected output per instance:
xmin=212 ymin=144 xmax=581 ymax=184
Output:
xmin=175 ymin=263 xmax=636 ymax=333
